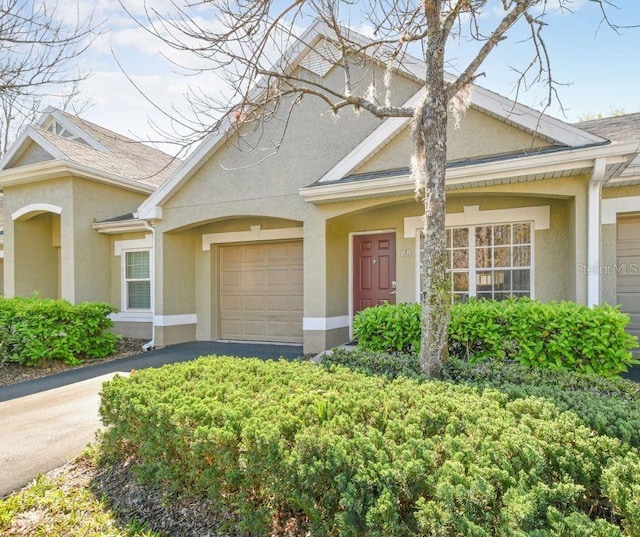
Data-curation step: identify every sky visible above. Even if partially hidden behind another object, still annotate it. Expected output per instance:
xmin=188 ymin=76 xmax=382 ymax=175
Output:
xmin=51 ymin=0 xmax=640 ymax=154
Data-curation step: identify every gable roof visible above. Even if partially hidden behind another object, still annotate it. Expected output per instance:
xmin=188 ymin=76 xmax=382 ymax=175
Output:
xmin=138 ymin=19 xmax=612 ymax=219
xmin=575 ymin=113 xmax=640 ymax=186
xmin=0 ymin=107 xmax=181 ymax=189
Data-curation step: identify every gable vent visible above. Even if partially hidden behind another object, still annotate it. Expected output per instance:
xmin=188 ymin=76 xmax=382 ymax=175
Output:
xmin=299 ymin=39 xmax=342 ymax=77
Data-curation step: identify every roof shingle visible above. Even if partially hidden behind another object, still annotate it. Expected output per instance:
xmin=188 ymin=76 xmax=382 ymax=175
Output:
xmin=41 ymin=109 xmax=181 ymax=187
xmin=574 ymin=113 xmax=640 ymax=143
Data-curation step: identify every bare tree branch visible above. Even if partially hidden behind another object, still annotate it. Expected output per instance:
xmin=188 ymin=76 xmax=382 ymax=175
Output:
xmin=0 ymin=0 xmax=99 ymax=154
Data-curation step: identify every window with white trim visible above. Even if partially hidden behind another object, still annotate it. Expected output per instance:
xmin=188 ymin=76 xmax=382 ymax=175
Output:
xmin=419 ymin=222 xmax=533 ymax=301
xmin=123 ymin=250 xmax=151 ymax=310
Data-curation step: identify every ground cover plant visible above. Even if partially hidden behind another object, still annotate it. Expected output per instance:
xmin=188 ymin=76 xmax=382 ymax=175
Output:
xmin=0 ymin=296 xmax=118 ymax=366
xmin=353 ymin=299 xmax=639 ymax=376
xmin=99 ymin=356 xmax=640 ymax=536
xmin=325 ymin=348 xmax=640 ymax=448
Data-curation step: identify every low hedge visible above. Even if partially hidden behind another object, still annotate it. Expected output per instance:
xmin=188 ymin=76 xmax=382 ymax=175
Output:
xmin=324 ymin=348 xmax=640 ymax=448
xmin=353 ymin=299 xmax=639 ymax=376
xmin=100 ymin=357 xmax=640 ymax=536
xmin=0 ymin=296 xmax=118 ymax=366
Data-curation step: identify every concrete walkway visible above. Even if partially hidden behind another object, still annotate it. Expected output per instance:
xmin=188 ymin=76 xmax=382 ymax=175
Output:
xmin=0 ymin=341 xmax=303 ymax=497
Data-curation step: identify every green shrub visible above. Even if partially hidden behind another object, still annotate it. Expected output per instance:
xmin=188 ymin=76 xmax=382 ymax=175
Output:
xmin=445 ymin=357 xmax=640 ymax=448
xmin=322 ymin=349 xmax=640 ymax=448
xmin=322 ymin=347 xmax=421 ymax=379
xmin=0 ymin=296 xmax=118 ymax=366
xmin=353 ymin=302 xmax=421 ymax=354
xmin=449 ymin=298 xmax=638 ymax=376
xmin=353 ymin=298 xmax=639 ymax=376
xmin=100 ymin=356 xmax=640 ymax=536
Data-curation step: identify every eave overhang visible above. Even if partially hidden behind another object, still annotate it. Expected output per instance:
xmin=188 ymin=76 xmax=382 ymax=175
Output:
xmin=91 ymin=218 xmax=147 ymax=234
xmin=0 ymin=160 xmax=156 ymax=195
xmin=300 ymin=141 xmax=640 ymax=204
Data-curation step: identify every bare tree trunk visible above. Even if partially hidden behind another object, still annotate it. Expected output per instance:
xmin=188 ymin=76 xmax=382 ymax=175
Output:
xmin=417 ymin=10 xmax=450 ymax=379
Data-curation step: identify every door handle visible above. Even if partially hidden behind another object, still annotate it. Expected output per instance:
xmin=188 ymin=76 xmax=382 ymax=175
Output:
xmin=389 ymin=291 xmax=396 ymax=295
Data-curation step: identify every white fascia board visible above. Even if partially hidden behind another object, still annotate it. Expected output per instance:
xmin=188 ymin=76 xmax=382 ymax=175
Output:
xmin=0 ymin=128 xmax=32 ymax=170
xmin=468 ymin=85 xmax=606 ymax=147
xmin=136 ymin=24 xmax=333 ymax=221
xmin=319 ymin=89 xmax=425 ymax=184
xmin=43 ymin=110 xmax=109 ymax=152
xmin=137 ymin=116 xmax=234 ymax=220
xmin=302 ymin=141 xmax=640 ymax=203
xmin=92 ymin=219 xmax=148 ymax=234
xmin=317 ymin=86 xmax=608 ymax=185
xmin=0 ymin=127 xmax=66 ymax=171
xmin=0 ymin=159 xmax=155 ymax=195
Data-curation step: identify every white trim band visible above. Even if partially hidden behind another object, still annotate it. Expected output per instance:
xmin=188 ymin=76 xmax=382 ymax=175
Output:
xmin=404 ymin=204 xmax=550 ymax=238
xmin=109 ymin=312 xmax=153 ymax=323
xmin=303 ymin=315 xmax=351 ymax=331
xmin=602 ymin=196 xmax=640 ymax=224
xmin=114 ymin=234 xmax=153 ymax=256
xmin=202 ymin=226 xmax=303 ymax=250
xmin=153 ymin=314 xmax=197 ymax=327
xmin=12 ymin=203 xmax=63 ymax=221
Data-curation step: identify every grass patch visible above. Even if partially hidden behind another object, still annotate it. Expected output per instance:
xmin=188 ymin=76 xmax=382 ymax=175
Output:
xmin=0 ymin=450 xmax=160 ymax=537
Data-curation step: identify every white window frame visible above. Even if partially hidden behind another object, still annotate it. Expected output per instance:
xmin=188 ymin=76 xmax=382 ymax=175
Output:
xmin=414 ymin=221 xmax=535 ymax=301
xmin=122 ymin=248 xmax=152 ymax=312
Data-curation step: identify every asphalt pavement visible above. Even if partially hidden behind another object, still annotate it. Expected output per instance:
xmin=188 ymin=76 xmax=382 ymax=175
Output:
xmin=0 ymin=341 xmax=303 ymax=497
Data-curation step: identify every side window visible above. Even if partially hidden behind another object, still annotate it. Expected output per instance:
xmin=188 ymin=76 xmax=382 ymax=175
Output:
xmin=124 ymin=250 xmax=151 ymax=310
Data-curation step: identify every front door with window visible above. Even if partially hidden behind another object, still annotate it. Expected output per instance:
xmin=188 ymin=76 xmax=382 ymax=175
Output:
xmin=353 ymin=233 xmax=396 ymax=314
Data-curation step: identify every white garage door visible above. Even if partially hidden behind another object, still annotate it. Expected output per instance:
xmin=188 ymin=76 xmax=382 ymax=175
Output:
xmin=219 ymin=241 xmax=303 ymax=343
xmin=617 ymin=216 xmax=640 ymax=343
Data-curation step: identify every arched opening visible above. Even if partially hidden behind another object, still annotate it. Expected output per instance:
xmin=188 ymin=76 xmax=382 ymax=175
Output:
xmin=13 ymin=211 xmax=61 ymax=298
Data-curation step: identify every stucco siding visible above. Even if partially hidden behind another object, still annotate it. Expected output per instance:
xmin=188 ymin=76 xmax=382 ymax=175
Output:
xmin=71 ymin=181 xmax=147 ymax=304
xmin=3 ymin=176 xmax=147 ymax=305
xmin=324 ymin=195 xmax=573 ymax=322
xmin=603 ymin=185 xmax=640 ymax=199
xmin=13 ymin=213 xmax=59 ymax=298
xmin=10 ymin=141 xmax=55 ymax=168
xmin=157 ymin=231 xmax=197 ymax=316
xmin=111 ymin=321 xmax=152 ymax=340
xmin=160 ymin=65 xmax=420 ymax=231
xmin=354 ymin=107 xmax=552 ymax=175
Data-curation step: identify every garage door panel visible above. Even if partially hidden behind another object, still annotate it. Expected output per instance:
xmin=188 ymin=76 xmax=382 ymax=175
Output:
xmin=617 ymin=217 xmax=640 ymax=352
xmin=220 ymin=271 xmax=243 ymax=287
xmin=243 ymin=296 xmax=266 ymax=312
xmin=266 ymin=295 xmax=302 ymax=312
xmin=220 ymin=295 xmax=244 ymax=312
xmin=266 ymin=243 xmax=291 ymax=260
xmin=220 ymin=319 xmax=243 ymax=339
xmin=243 ymin=245 xmax=266 ymax=262
xmin=266 ymin=269 xmax=293 ymax=286
xmin=219 ymin=241 xmax=303 ymax=343
xmin=244 ymin=270 xmax=266 ymax=287
xmin=269 ymin=320 xmax=303 ymax=336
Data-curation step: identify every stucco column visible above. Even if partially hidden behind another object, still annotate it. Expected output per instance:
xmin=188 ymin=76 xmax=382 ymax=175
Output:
xmin=153 ymin=229 xmax=197 ymax=347
xmin=587 ymin=159 xmax=606 ymax=307
xmin=3 ymin=217 xmax=15 ymax=297
xmin=302 ymin=216 xmax=349 ymax=353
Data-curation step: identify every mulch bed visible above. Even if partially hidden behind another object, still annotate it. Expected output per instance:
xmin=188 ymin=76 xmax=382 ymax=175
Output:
xmin=0 ymin=338 xmax=146 ymax=388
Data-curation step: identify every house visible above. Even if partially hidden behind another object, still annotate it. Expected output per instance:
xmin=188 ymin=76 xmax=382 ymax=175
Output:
xmin=0 ymin=20 xmax=639 ymax=354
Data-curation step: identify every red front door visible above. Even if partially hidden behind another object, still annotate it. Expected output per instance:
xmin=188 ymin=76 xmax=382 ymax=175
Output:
xmin=353 ymin=232 xmax=396 ymax=314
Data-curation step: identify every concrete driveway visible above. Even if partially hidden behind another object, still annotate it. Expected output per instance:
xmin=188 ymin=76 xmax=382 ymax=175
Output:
xmin=0 ymin=372 xmax=127 ymax=497
xmin=0 ymin=341 xmax=303 ymax=498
